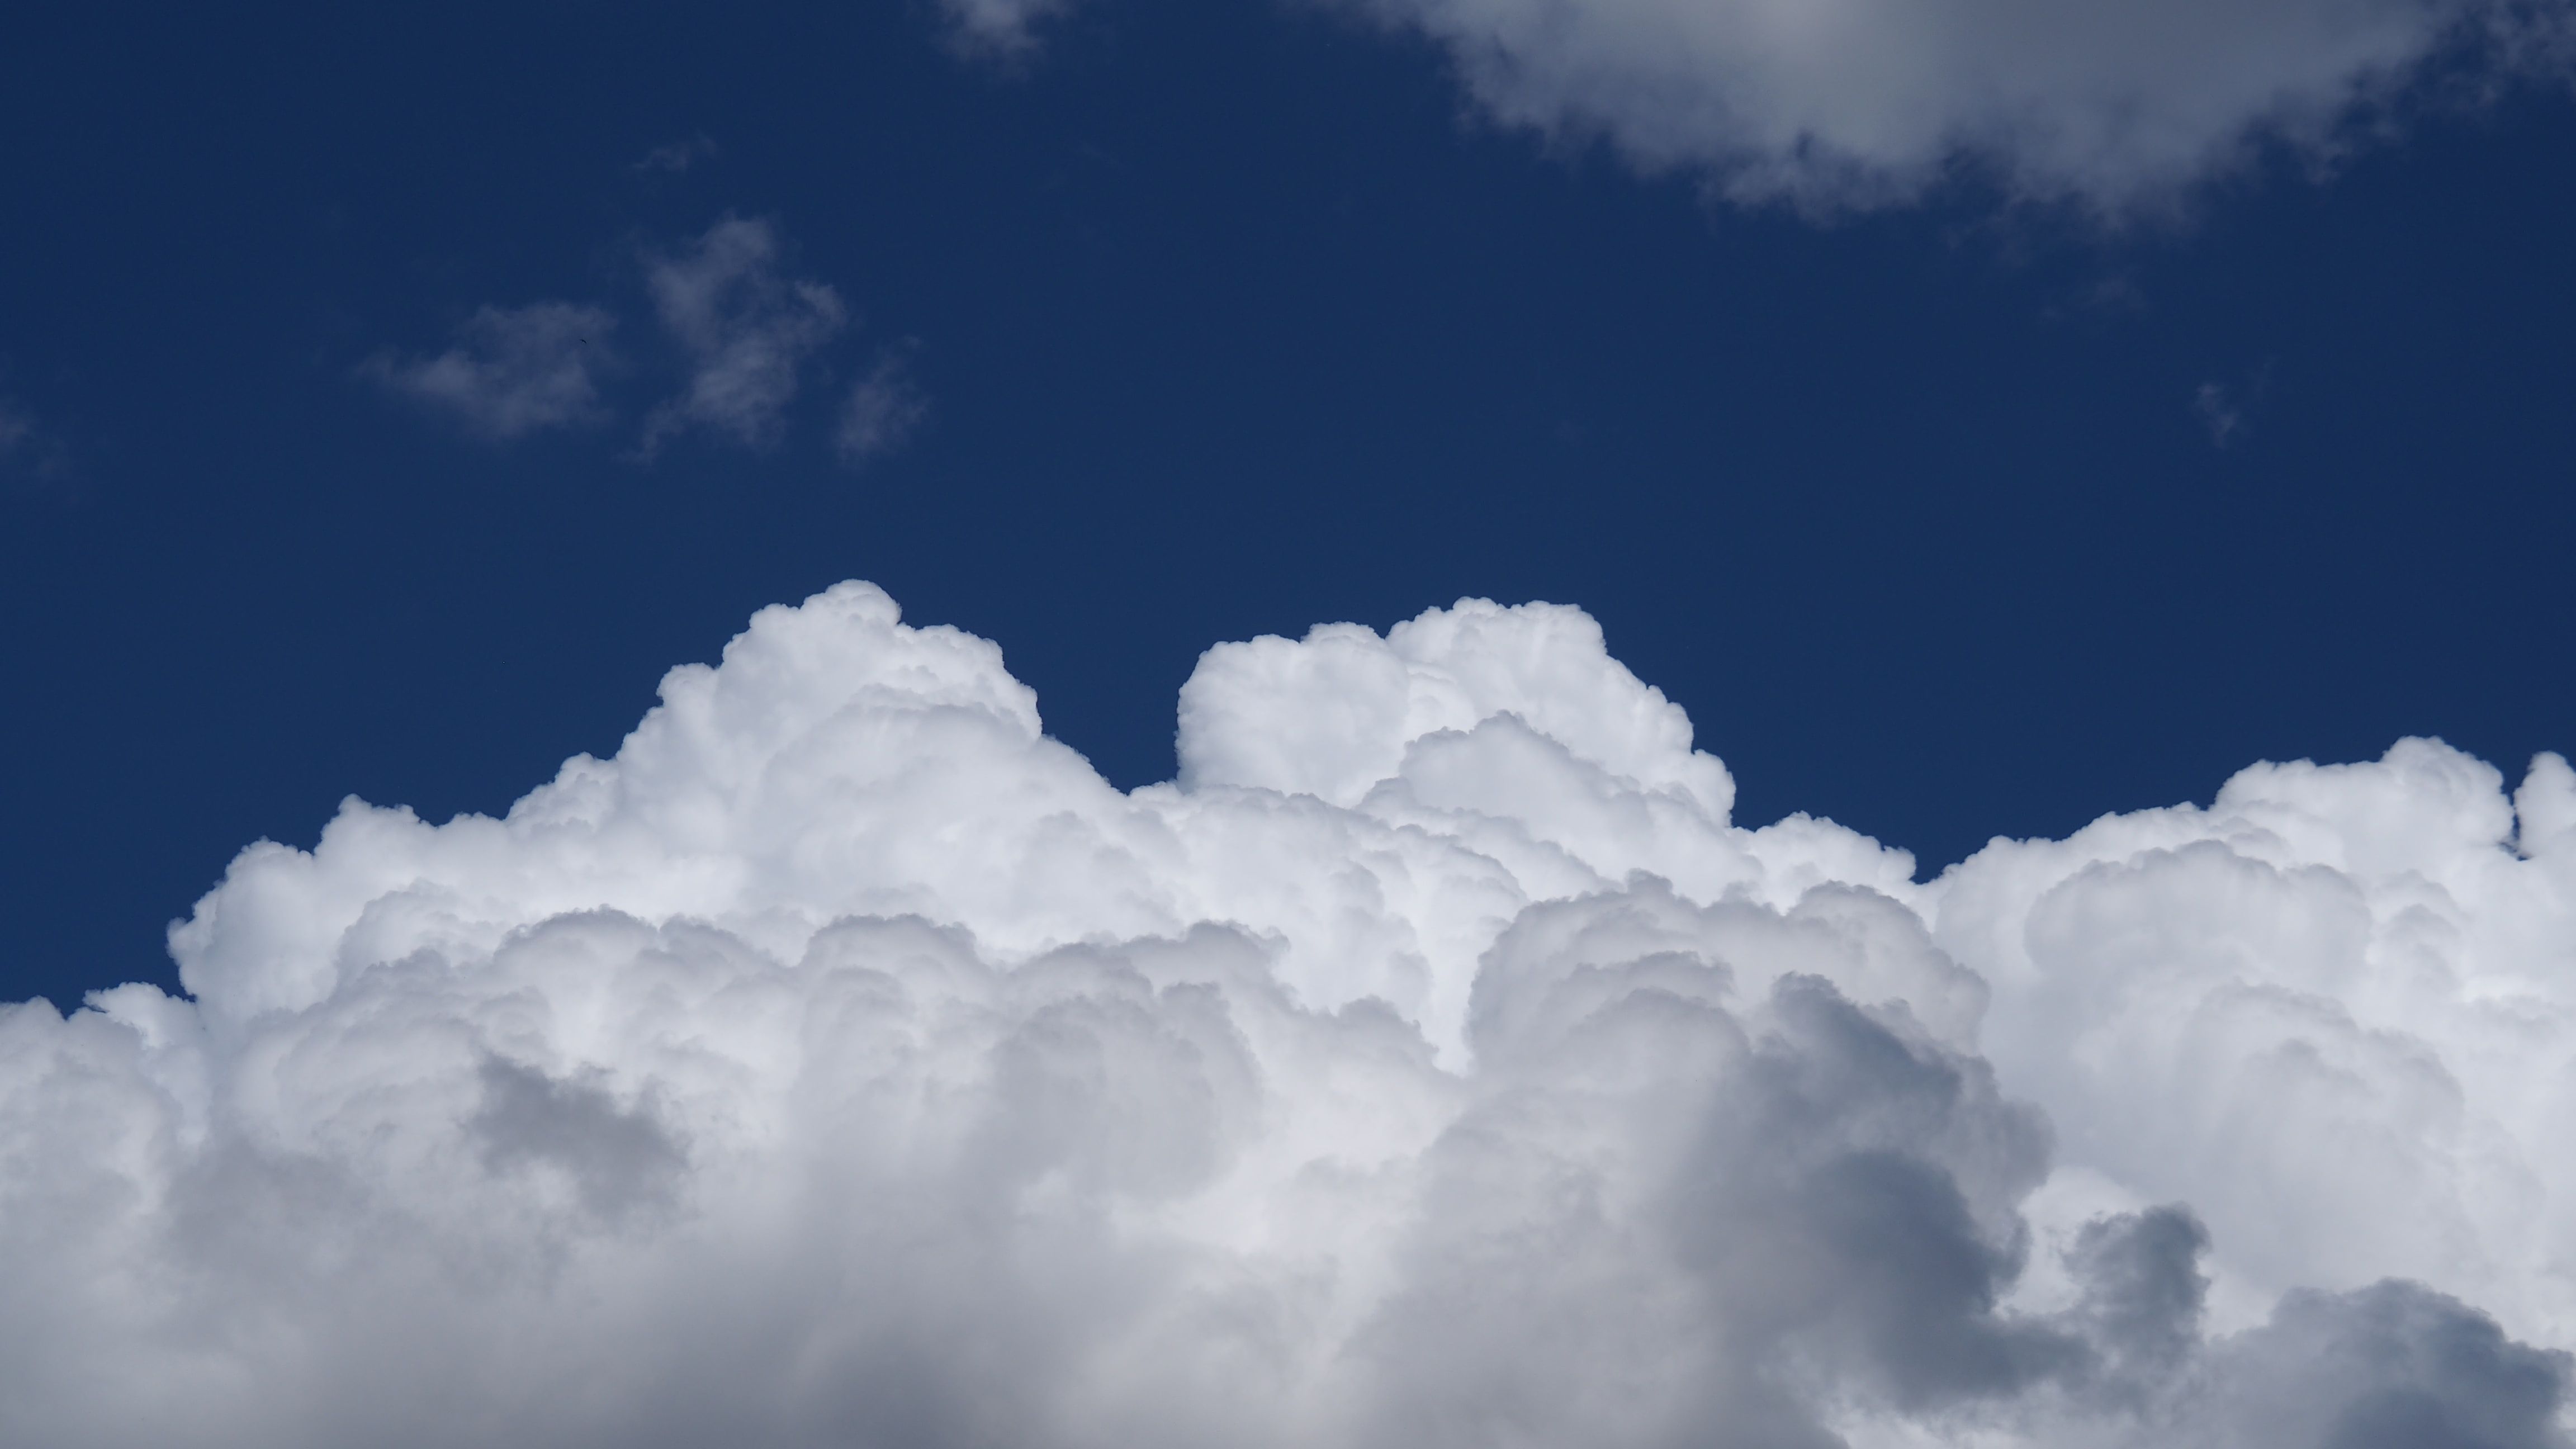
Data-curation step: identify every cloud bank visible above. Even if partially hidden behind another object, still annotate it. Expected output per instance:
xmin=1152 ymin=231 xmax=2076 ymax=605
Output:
xmin=7 ymin=584 xmax=2576 ymax=1446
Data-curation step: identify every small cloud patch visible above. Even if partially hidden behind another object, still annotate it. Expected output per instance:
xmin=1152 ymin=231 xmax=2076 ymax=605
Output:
xmin=363 ymin=302 xmax=619 ymax=440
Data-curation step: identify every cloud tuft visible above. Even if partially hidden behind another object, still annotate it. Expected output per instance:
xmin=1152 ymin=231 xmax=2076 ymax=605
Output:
xmin=943 ymin=0 xmax=1079 ymax=56
xmin=639 ymin=217 xmax=848 ymax=457
xmin=1332 ymin=0 xmax=2576 ymax=211
xmin=633 ymin=135 xmax=719 ymax=176
xmin=364 ymin=302 xmax=619 ymax=439
xmin=835 ymin=350 xmax=930 ymax=466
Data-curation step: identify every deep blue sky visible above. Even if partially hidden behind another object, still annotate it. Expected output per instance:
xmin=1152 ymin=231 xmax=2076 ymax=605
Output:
xmin=4 ymin=0 xmax=2572 ymax=1009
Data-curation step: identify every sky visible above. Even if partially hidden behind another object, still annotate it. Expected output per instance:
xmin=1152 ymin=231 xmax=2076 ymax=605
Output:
xmin=3 ymin=0 xmax=2570 ymax=1012
xmin=5 ymin=3 xmax=2576 ymax=1445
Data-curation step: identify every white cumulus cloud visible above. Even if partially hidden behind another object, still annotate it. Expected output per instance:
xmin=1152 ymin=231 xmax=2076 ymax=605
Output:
xmin=634 ymin=134 xmax=721 ymax=176
xmin=364 ymin=302 xmax=619 ymax=439
xmin=6 ymin=583 xmax=2576 ymax=1446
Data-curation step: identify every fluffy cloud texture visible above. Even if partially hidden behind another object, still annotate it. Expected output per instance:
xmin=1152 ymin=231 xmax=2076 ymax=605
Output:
xmin=6 ymin=584 xmax=2575 ymax=1446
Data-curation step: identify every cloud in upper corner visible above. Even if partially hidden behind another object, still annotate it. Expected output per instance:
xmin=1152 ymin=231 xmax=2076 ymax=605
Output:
xmin=835 ymin=349 xmax=930 ymax=467
xmin=638 ymin=216 xmax=849 ymax=457
xmin=7 ymin=584 xmax=2576 ymax=1445
xmin=1327 ymin=0 xmax=2575 ymax=212
xmin=363 ymin=302 xmax=620 ymax=440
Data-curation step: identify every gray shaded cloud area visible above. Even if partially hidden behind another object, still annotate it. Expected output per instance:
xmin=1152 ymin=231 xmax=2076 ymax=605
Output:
xmin=951 ymin=0 xmax=2576 ymax=211
xmin=5 ymin=584 xmax=2575 ymax=1446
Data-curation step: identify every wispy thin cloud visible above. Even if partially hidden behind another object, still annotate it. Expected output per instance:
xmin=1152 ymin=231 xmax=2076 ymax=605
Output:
xmin=1322 ymin=0 xmax=2576 ymax=214
xmin=633 ymin=134 xmax=719 ymax=176
xmin=639 ymin=216 xmax=848 ymax=458
xmin=2194 ymin=362 xmax=2275 ymax=448
xmin=362 ymin=212 xmax=921 ymax=462
xmin=941 ymin=0 xmax=1077 ymax=58
xmin=0 ymin=395 xmax=71 ymax=485
xmin=364 ymin=302 xmax=619 ymax=440
xmin=835 ymin=349 xmax=930 ymax=467
xmin=2194 ymin=382 xmax=2244 ymax=448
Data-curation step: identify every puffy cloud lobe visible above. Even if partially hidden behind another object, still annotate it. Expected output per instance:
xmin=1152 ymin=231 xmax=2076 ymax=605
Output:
xmin=1329 ymin=0 xmax=2573 ymax=210
xmin=363 ymin=302 xmax=619 ymax=439
xmin=1942 ymin=738 xmax=2576 ymax=1351
xmin=2186 ymin=1281 xmax=2574 ymax=1449
xmin=4 ymin=583 xmax=2575 ymax=1446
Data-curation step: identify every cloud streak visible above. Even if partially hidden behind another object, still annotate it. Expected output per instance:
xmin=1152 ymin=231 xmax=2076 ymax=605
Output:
xmin=5 ymin=585 xmax=2575 ymax=1445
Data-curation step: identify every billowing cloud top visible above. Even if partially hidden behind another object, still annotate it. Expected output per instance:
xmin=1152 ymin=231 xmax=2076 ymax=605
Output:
xmin=8 ymin=583 xmax=2575 ymax=1446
